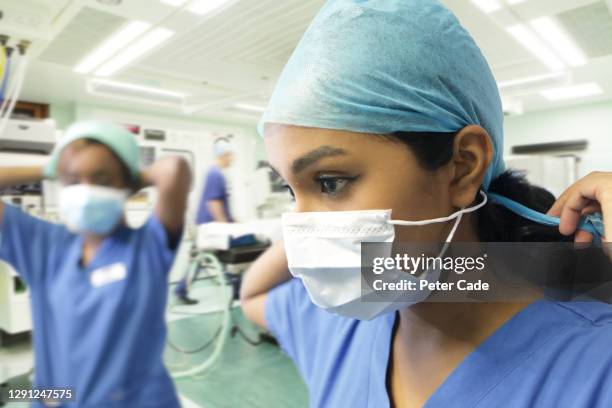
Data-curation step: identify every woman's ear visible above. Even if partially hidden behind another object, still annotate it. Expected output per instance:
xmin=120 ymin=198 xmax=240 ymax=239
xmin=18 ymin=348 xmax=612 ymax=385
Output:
xmin=449 ymin=125 xmax=493 ymax=208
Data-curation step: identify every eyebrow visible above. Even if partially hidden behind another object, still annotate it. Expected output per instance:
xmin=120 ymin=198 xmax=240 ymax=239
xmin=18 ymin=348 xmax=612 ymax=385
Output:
xmin=291 ymin=146 xmax=348 ymax=175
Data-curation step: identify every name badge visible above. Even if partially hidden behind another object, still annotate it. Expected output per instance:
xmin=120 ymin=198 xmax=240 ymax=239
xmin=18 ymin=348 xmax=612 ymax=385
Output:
xmin=90 ymin=263 xmax=127 ymax=288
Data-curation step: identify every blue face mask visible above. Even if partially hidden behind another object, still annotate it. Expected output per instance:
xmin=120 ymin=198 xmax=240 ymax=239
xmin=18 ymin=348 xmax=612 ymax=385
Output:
xmin=59 ymin=184 xmax=128 ymax=235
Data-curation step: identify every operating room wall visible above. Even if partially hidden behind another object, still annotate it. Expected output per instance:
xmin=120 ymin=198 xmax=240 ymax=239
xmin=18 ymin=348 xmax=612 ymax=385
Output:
xmin=49 ymin=102 xmax=76 ymax=130
xmin=47 ymin=102 xmax=265 ymax=223
xmin=503 ymin=101 xmax=612 ymax=177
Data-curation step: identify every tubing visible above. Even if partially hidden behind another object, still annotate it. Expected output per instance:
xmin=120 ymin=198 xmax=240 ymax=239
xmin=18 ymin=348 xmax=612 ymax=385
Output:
xmin=171 ymin=251 xmax=232 ymax=379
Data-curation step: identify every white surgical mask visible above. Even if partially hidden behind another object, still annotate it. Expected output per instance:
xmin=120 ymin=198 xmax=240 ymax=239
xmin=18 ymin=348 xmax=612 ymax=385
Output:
xmin=59 ymin=184 xmax=128 ymax=235
xmin=282 ymin=191 xmax=488 ymax=320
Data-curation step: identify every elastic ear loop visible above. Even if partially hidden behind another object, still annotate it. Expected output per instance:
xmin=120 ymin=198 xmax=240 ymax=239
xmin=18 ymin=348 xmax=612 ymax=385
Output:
xmin=388 ymin=190 xmax=488 ymax=227
xmin=387 ymin=191 xmax=488 ymax=265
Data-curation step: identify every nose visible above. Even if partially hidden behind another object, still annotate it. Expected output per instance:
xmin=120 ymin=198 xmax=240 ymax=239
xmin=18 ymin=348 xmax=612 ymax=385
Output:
xmin=293 ymin=196 xmax=331 ymax=213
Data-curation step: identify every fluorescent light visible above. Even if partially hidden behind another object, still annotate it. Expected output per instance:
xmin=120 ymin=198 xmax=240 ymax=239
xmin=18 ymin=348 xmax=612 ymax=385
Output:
xmin=506 ymin=24 xmax=566 ymax=71
xmin=94 ymin=28 xmax=174 ymax=77
xmin=74 ymin=21 xmax=150 ymax=74
xmin=470 ymin=0 xmax=502 ymax=13
xmin=87 ymin=78 xmax=187 ymax=108
xmin=501 ymin=97 xmax=524 ymax=115
xmin=498 ymin=72 xmax=568 ymax=89
xmin=89 ymin=78 xmax=187 ymax=98
xmin=234 ymin=103 xmax=267 ymax=113
xmin=540 ymin=83 xmax=603 ymax=101
xmin=506 ymin=0 xmax=527 ymax=4
xmin=529 ymin=17 xmax=587 ymax=67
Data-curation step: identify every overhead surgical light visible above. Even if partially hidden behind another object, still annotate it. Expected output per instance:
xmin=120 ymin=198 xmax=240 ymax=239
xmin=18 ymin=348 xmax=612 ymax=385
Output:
xmin=529 ymin=17 xmax=587 ymax=67
xmin=506 ymin=24 xmax=566 ymax=71
xmin=94 ymin=28 xmax=174 ymax=77
xmin=74 ymin=21 xmax=150 ymax=74
xmin=540 ymin=83 xmax=603 ymax=101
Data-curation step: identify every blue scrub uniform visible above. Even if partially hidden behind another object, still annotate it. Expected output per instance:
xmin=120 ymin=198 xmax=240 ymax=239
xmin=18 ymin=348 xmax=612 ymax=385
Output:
xmin=195 ymin=166 xmax=233 ymax=224
xmin=0 ymin=204 xmax=180 ymax=408
xmin=266 ymin=279 xmax=612 ymax=408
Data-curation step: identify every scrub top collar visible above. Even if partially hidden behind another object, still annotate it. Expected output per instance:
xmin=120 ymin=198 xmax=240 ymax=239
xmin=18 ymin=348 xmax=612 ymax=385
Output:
xmin=371 ymin=300 xmax=570 ymax=408
xmin=74 ymin=222 xmax=132 ymax=271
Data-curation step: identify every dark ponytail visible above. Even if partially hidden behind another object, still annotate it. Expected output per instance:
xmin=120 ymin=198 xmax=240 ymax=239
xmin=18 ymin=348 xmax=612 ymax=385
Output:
xmin=390 ymin=131 xmax=571 ymax=243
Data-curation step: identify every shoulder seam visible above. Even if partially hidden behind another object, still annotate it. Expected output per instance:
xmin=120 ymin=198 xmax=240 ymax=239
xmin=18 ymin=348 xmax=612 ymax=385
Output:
xmin=551 ymin=301 xmax=612 ymax=327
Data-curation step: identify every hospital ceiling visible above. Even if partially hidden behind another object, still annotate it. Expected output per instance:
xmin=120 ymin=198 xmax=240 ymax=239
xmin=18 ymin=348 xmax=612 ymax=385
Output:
xmin=2 ymin=0 xmax=612 ymax=124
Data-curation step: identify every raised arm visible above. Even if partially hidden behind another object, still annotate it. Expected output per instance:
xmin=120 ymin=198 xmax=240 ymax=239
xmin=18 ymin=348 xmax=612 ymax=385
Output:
xmin=139 ymin=157 xmax=192 ymax=242
xmin=240 ymin=240 xmax=292 ymax=329
xmin=0 ymin=166 xmax=45 ymax=225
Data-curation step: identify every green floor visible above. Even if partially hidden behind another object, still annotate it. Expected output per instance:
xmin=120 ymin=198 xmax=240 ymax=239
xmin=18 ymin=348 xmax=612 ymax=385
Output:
xmin=2 ymin=295 xmax=308 ymax=407
xmin=167 ymin=307 xmax=308 ymax=407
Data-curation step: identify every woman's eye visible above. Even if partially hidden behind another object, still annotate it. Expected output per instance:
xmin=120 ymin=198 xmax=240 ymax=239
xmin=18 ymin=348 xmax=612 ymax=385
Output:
xmin=317 ymin=177 xmax=350 ymax=195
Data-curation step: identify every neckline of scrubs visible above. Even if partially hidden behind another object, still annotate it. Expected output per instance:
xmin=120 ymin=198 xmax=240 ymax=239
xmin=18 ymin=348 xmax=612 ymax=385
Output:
xmin=75 ymin=223 xmax=131 ymax=271
xmin=373 ymin=299 xmax=572 ymax=408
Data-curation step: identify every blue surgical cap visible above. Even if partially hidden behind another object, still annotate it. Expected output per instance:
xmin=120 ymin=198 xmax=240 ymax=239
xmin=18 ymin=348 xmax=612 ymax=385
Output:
xmin=258 ymin=0 xmax=505 ymax=189
xmin=213 ymin=139 xmax=233 ymax=158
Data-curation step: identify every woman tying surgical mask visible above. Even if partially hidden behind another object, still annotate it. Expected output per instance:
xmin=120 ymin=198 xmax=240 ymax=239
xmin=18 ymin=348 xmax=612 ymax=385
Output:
xmin=240 ymin=1 xmax=612 ymax=407
xmin=0 ymin=121 xmax=191 ymax=407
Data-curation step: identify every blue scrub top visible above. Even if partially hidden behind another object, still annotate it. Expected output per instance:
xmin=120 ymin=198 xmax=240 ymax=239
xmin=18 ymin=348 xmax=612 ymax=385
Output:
xmin=0 ymin=204 xmax=180 ymax=408
xmin=196 ymin=166 xmax=233 ymax=224
xmin=266 ymin=278 xmax=612 ymax=408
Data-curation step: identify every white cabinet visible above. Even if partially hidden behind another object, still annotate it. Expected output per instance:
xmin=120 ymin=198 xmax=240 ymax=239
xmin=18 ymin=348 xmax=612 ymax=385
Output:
xmin=0 ymin=262 xmax=32 ymax=336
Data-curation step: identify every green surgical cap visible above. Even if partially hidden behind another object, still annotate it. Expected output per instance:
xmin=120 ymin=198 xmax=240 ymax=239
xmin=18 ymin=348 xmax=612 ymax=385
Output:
xmin=45 ymin=120 xmax=140 ymax=182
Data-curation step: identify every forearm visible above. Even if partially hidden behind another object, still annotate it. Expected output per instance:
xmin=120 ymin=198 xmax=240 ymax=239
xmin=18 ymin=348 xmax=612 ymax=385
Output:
xmin=140 ymin=157 xmax=192 ymax=236
xmin=207 ymin=200 xmax=228 ymax=222
xmin=0 ymin=166 xmax=44 ymax=189
xmin=240 ymin=240 xmax=292 ymax=301
xmin=0 ymin=166 xmax=45 ymax=224
xmin=140 ymin=157 xmax=190 ymax=190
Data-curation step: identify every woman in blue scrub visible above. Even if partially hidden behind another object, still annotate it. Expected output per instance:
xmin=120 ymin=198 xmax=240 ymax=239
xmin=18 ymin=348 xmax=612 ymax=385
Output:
xmin=0 ymin=121 xmax=191 ymax=407
xmin=240 ymin=1 xmax=612 ymax=407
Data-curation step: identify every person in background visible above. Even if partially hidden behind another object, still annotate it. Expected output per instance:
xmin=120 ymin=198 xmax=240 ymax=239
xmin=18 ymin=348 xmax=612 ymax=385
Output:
xmin=174 ymin=138 xmax=234 ymax=304
xmin=197 ymin=138 xmax=234 ymax=224
xmin=0 ymin=120 xmax=191 ymax=408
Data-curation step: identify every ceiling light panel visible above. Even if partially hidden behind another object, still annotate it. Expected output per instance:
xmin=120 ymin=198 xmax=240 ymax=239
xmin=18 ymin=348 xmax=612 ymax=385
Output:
xmin=498 ymin=71 xmax=570 ymax=90
xmin=506 ymin=24 xmax=566 ymax=71
xmin=94 ymin=28 xmax=175 ymax=77
xmin=470 ymin=0 xmax=502 ymax=13
xmin=530 ymin=17 xmax=587 ymax=67
xmin=74 ymin=21 xmax=150 ymax=73
xmin=540 ymin=83 xmax=603 ymax=101
xmin=234 ymin=103 xmax=267 ymax=113
xmin=87 ymin=78 xmax=187 ymax=107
